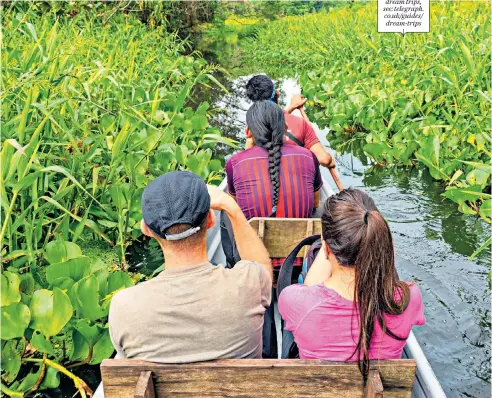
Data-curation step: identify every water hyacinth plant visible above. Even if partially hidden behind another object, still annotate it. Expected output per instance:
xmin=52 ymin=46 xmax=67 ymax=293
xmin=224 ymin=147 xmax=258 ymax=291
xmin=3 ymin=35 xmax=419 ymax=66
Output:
xmin=242 ymin=2 xmax=491 ymax=224
xmin=1 ymin=5 xmax=235 ymax=394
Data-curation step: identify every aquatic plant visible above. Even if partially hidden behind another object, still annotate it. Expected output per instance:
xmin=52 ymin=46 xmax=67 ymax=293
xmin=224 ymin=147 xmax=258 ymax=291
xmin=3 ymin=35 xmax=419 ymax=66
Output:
xmin=1 ymin=7 xmax=235 ymax=269
xmin=241 ymin=2 xmax=491 ymax=255
xmin=1 ymin=6 xmax=235 ymax=393
xmin=1 ymin=240 xmax=134 ymax=396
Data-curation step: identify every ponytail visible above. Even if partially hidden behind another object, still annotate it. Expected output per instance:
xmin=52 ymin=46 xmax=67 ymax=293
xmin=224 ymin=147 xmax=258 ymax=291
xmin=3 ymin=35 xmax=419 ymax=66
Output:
xmin=246 ymin=101 xmax=285 ymax=214
xmin=321 ymin=189 xmax=410 ymax=384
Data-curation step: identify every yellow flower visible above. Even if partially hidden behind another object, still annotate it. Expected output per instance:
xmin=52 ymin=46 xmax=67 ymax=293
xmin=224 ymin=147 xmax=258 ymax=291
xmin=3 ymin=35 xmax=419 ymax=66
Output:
xmin=401 ymin=79 xmax=408 ymax=85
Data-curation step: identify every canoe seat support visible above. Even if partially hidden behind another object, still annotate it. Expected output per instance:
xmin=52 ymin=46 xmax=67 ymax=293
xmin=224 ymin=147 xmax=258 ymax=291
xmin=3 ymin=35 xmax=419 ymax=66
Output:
xmin=366 ymin=369 xmax=384 ymax=397
xmin=101 ymin=358 xmax=416 ymax=398
xmin=134 ymin=371 xmax=155 ymax=398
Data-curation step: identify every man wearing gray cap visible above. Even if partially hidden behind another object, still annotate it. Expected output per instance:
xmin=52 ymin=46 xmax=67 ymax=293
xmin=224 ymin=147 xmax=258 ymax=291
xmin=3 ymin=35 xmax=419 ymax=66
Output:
xmin=108 ymin=171 xmax=272 ymax=363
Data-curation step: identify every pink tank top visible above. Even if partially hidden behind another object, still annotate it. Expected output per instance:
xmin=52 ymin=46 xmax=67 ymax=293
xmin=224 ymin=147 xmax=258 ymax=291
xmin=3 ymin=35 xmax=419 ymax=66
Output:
xmin=278 ymin=282 xmax=425 ymax=360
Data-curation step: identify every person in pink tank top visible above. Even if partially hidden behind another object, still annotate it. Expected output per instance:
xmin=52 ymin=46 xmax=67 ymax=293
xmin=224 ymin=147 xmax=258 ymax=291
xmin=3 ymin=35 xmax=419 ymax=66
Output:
xmin=278 ymin=188 xmax=425 ymax=383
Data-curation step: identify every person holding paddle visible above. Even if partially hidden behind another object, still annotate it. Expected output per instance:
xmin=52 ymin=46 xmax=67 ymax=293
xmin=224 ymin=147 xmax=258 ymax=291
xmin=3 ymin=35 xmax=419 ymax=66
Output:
xmin=221 ymin=100 xmax=323 ymax=268
xmin=245 ymin=74 xmax=343 ymax=191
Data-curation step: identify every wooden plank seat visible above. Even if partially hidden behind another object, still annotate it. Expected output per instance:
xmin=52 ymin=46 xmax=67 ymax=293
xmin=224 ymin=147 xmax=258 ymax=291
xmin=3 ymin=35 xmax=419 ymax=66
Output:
xmin=101 ymin=218 xmax=417 ymax=397
xmin=249 ymin=217 xmax=322 ymax=258
xmin=101 ymin=358 xmax=417 ymax=397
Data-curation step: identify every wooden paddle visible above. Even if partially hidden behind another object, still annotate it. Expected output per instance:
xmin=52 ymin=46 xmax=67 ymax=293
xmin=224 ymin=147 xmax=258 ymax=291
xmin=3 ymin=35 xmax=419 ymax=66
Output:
xmin=298 ymin=105 xmax=344 ymax=191
xmin=328 ymin=167 xmax=344 ymax=191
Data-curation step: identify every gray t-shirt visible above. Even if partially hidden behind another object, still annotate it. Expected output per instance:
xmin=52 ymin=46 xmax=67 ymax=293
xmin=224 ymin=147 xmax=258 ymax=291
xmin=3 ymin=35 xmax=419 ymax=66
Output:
xmin=108 ymin=261 xmax=272 ymax=363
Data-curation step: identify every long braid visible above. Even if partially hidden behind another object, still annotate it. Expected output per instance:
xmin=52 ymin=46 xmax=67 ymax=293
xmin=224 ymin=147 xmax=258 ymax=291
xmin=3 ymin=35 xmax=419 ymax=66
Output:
xmin=246 ymin=101 xmax=285 ymax=215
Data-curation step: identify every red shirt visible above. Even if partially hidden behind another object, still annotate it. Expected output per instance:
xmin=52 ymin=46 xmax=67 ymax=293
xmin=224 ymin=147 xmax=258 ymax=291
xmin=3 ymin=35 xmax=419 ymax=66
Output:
xmin=283 ymin=111 xmax=320 ymax=150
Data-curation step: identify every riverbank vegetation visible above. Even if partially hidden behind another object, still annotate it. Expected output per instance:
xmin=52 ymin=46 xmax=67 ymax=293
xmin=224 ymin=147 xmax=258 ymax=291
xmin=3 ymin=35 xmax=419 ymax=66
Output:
xmin=241 ymin=2 xmax=491 ymax=234
xmin=1 ymin=0 xmax=491 ymax=394
xmin=1 ymin=3 xmax=235 ymax=394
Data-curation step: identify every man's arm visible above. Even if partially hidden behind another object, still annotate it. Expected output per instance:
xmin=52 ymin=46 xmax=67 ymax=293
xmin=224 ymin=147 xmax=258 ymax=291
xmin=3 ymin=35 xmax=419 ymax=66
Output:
xmin=310 ymin=143 xmax=335 ymax=168
xmin=208 ymin=186 xmax=272 ymax=280
xmin=286 ymin=95 xmax=335 ymax=168
xmin=298 ymin=108 xmax=335 ymax=168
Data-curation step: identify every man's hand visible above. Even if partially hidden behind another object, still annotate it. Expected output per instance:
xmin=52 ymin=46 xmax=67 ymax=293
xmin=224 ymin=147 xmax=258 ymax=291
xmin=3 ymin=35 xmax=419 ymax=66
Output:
xmin=208 ymin=185 xmax=272 ymax=277
xmin=285 ymin=94 xmax=308 ymax=113
xmin=208 ymin=185 xmax=236 ymax=212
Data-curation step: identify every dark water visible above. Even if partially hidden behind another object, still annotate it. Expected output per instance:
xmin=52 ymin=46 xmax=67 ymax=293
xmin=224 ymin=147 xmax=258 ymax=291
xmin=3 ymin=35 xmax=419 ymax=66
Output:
xmin=190 ymin=32 xmax=491 ymax=396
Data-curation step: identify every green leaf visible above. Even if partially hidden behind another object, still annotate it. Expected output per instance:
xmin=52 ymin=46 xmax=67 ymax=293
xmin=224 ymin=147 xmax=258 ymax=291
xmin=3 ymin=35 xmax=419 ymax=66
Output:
xmin=466 ymin=169 xmax=490 ymax=187
xmin=74 ymin=318 xmax=103 ymax=347
xmin=1 ymin=340 xmax=21 ymax=383
xmin=1 ymin=271 xmax=21 ymax=307
xmin=16 ymin=366 xmax=41 ymax=392
xmin=415 ymin=153 xmax=449 ymax=180
xmin=443 ymin=186 xmax=492 ymax=204
xmin=191 ymin=113 xmax=208 ymax=130
xmin=19 ymin=273 xmax=35 ymax=296
xmin=89 ymin=328 xmax=115 ymax=364
xmin=45 ymin=256 xmax=91 ymax=284
xmin=459 ymin=201 xmax=476 ymax=215
xmin=449 ymin=169 xmax=464 ymax=185
xmin=417 ymin=134 xmax=440 ymax=165
xmin=112 ymin=120 xmax=132 ymax=157
xmin=186 ymin=154 xmax=200 ymax=175
xmin=70 ymin=330 xmax=89 ymax=362
xmin=479 ymin=199 xmax=492 ymax=222
xmin=49 ymin=277 xmax=75 ymax=293
xmin=45 ymin=241 xmax=82 ymax=264
xmin=107 ymin=271 xmax=134 ymax=294
xmin=458 ymin=160 xmax=492 ymax=173
xmin=469 ymin=237 xmax=492 ymax=260
xmin=175 ymin=144 xmax=188 ymax=165
xmin=1 ymin=302 xmax=30 ymax=339
xmin=72 ymin=275 xmax=105 ymax=321
xmin=363 ymin=143 xmax=392 ymax=164
xmin=31 ymin=330 xmax=54 ymax=354
xmin=39 ymin=365 xmax=60 ymax=389
xmin=208 ymin=159 xmax=221 ymax=172
xmin=29 ymin=288 xmax=73 ymax=337
xmin=174 ymin=80 xmax=193 ymax=113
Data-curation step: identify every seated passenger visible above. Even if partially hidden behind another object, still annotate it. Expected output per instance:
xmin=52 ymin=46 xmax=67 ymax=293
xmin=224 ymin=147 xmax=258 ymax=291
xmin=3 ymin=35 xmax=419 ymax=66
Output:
xmin=245 ymin=74 xmax=335 ymax=168
xmin=278 ymin=188 xmax=425 ymax=380
xmin=109 ymin=171 xmax=272 ymax=363
xmin=222 ymin=100 xmax=322 ymax=266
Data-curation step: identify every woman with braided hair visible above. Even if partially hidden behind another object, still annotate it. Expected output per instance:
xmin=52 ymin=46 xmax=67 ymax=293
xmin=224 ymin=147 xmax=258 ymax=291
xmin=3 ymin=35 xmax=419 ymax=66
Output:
xmin=221 ymin=100 xmax=322 ymax=268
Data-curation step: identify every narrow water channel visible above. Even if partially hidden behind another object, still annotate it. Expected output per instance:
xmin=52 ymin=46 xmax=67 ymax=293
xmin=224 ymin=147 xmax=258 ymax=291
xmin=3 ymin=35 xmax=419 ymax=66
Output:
xmin=199 ymin=69 xmax=491 ymax=397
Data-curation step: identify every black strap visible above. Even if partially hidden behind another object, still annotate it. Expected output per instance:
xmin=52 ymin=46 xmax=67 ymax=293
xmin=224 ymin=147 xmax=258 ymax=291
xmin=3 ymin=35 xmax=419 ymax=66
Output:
xmin=277 ymin=234 xmax=321 ymax=300
xmin=285 ymin=131 xmax=303 ymax=147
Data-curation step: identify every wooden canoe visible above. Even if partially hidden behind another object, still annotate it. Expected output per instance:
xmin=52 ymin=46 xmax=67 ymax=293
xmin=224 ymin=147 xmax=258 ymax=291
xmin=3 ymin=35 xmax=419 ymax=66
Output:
xmin=94 ymin=172 xmax=446 ymax=398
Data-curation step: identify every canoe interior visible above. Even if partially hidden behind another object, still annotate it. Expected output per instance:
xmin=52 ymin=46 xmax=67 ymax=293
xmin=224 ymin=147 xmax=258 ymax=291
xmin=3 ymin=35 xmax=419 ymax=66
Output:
xmin=94 ymin=172 xmax=446 ymax=398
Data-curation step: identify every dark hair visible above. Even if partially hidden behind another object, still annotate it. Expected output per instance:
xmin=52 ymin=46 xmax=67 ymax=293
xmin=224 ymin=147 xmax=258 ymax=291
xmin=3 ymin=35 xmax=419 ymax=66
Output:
xmin=246 ymin=101 xmax=284 ymax=214
xmin=321 ymin=188 xmax=410 ymax=384
xmin=245 ymin=75 xmax=278 ymax=103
